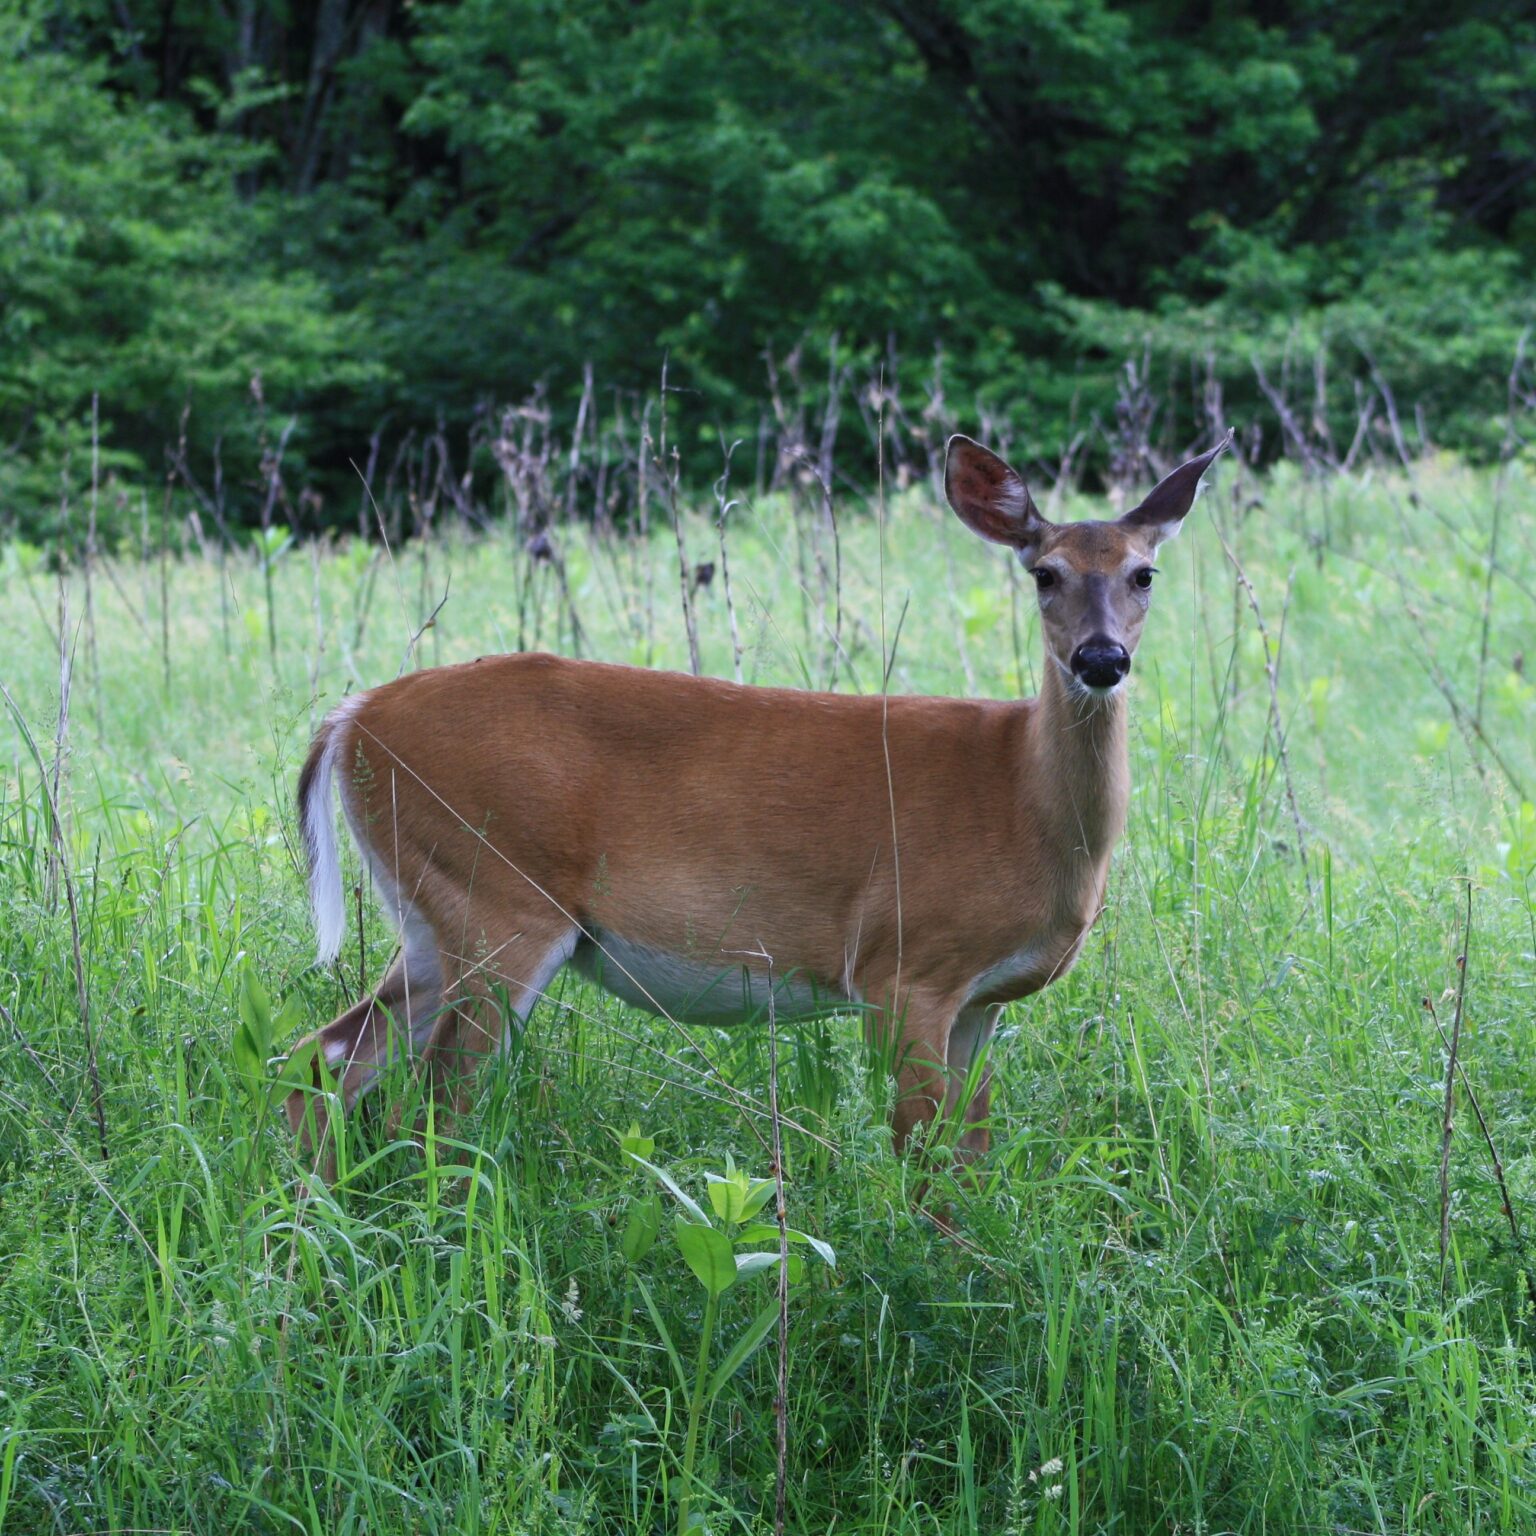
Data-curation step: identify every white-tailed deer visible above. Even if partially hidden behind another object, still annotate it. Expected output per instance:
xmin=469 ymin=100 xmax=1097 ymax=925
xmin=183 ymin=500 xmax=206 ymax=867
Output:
xmin=286 ymin=432 xmax=1228 ymax=1168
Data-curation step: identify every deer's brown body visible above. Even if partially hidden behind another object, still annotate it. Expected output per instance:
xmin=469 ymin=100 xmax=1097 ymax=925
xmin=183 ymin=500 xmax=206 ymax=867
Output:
xmin=286 ymin=432 xmax=1227 ymax=1166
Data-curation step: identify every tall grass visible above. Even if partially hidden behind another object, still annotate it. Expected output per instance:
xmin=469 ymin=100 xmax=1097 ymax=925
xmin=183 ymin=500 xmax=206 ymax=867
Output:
xmin=2 ymin=453 xmax=1535 ymax=1533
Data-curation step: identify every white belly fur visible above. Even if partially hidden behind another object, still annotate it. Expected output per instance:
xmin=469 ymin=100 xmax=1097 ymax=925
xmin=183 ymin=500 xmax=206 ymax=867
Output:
xmin=571 ymin=930 xmax=846 ymax=1026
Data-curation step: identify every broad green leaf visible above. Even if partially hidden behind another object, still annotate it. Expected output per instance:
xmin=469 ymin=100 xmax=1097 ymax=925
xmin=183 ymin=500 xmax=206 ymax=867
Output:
xmin=621 ymin=1189 xmax=663 ymax=1264
xmin=627 ymin=1153 xmax=710 ymax=1226
xmin=252 ymin=526 xmax=294 ymax=563
xmin=232 ymin=967 xmax=273 ymax=1105
xmin=739 ymin=1178 xmax=776 ymax=1222
xmin=237 ymin=967 xmax=273 ymax=1059
xmin=616 ymin=1121 xmax=655 ymax=1160
xmin=273 ymin=992 xmax=304 ymax=1037
xmin=733 ymin=1251 xmax=782 ymax=1279
xmin=231 ymin=1020 xmax=263 ymax=1104
xmin=674 ymin=1217 xmax=736 ymax=1298
xmin=707 ymin=1170 xmax=748 ymax=1224
xmin=268 ymin=1037 xmax=322 ymax=1109
xmin=737 ymin=1224 xmax=836 ymax=1270
xmin=706 ymin=1159 xmax=776 ymax=1227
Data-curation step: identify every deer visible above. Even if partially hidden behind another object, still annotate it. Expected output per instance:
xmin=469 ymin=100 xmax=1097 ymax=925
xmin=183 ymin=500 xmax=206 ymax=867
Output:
xmin=284 ymin=431 xmax=1229 ymax=1173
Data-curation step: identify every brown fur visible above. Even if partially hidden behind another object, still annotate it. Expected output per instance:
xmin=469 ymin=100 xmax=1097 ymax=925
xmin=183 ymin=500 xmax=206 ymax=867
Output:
xmin=285 ymin=433 xmax=1225 ymax=1171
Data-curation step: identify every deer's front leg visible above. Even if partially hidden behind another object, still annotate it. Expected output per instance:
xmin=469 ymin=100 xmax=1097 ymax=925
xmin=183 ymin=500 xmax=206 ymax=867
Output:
xmin=883 ymin=990 xmax=964 ymax=1154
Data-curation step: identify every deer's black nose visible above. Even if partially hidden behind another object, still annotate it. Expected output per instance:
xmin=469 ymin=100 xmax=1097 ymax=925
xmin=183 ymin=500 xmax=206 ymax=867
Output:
xmin=1071 ymin=639 xmax=1130 ymax=690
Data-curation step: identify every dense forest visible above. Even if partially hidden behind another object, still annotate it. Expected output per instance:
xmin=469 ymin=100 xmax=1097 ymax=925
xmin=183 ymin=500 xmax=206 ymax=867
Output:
xmin=2 ymin=0 xmax=1533 ymax=536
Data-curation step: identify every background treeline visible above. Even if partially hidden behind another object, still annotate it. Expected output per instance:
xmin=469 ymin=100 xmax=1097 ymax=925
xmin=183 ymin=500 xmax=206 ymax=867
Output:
xmin=3 ymin=0 xmax=1534 ymax=541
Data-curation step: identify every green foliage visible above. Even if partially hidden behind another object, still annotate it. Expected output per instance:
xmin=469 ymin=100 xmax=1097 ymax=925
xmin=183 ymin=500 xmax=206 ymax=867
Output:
xmin=0 ymin=5 xmax=371 ymax=539
xmin=1 ymin=0 xmax=1533 ymax=536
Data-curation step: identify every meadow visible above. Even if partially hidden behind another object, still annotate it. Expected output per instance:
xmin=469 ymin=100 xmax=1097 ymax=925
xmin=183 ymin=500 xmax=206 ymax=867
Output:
xmin=2 ymin=448 xmax=1535 ymax=1534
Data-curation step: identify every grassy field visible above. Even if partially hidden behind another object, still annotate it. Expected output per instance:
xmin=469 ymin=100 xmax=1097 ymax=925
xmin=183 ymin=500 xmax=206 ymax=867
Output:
xmin=2 ymin=453 xmax=1535 ymax=1534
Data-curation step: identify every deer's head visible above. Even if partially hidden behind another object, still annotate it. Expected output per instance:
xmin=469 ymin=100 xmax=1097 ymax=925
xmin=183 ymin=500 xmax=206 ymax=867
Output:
xmin=945 ymin=434 xmax=1229 ymax=698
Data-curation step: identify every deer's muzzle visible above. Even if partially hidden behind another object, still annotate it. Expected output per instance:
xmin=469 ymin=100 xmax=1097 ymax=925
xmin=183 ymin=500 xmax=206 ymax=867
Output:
xmin=1071 ymin=639 xmax=1131 ymax=690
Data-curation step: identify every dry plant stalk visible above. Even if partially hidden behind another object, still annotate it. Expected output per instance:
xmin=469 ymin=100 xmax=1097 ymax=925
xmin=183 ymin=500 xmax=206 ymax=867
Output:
xmin=0 ymin=678 xmax=108 ymax=1161
xmin=817 ymin=345 xmax=847 ymax=690
xmin=2 ymin=996 xmax=69 ymax=1117
xmin=655 ymin=363 xmax=701 ymax=675
xmin=665 ymin=446 xmax=700 ymax=675
xmin=714 ymin=440 xmax=746 ymax=685
xmin=1424 ymin=978 xmax=1536 ymax=1313
xmin=1252 ymin=357 xmax=1326 ymax=476
xmin=160 ymin=460 xmax=175 ymax=692
xmin=1401 ymin=600 xmax=1528 ymax=802
xmin=308 ymin=540 xmax=327 ymax=720
xmin=85 ymin=394 xmax=101 ymax=729
xmin=765 ymin=973 xmax=790 ymax=1536
xmin=1474 ymin=328 xmax=1530 ymax=728
xmin=1437 ymin=882 xmax=1473 ymax=1301
xmin=874 ymin=381 xmax=905 ymax=999
xmin=399 ymin=574 xmax=452 ymax=677
xmin=49 ymin=544 xmax=69 ymax=909
xmin=1214 ymin=522 xmax=1312 ymax=890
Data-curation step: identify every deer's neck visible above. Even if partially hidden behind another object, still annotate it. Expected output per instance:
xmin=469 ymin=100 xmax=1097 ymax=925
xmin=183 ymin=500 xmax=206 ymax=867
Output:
xmin=1027 ymin=662 xmax=1131 ymax=873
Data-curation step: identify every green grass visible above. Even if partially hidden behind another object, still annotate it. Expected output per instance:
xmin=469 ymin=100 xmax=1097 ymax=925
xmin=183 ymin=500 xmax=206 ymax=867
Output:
xmin=2 ymin=454 xmax=1536 ymax=1534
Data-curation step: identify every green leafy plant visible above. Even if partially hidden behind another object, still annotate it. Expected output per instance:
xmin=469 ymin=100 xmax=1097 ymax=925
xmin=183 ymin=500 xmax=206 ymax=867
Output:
xmin=250 ymin=525 xmax=294 ymax=665
xmin=232 ymin=962 xmax=311 ymax=1176
xmin=619 ymin=1137 xmax=833 ymax=1534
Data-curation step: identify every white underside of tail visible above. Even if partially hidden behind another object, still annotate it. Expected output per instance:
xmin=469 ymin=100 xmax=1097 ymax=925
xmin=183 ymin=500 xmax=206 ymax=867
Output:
xmin=304 ymin=692 xmax=368 ymax=965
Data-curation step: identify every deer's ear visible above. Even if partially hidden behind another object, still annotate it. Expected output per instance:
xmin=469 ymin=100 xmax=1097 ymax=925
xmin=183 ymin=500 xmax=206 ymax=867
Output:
xmin=945 ymin=435 xmax=1049 ymax=557
xmin=1120 ymin=431 xmax=1233 ymax=545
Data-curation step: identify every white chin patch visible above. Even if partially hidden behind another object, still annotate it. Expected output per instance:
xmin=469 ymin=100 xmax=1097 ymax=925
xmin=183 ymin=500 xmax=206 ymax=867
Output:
xmin=1068 ymin=667 xmax=1128 ymax=699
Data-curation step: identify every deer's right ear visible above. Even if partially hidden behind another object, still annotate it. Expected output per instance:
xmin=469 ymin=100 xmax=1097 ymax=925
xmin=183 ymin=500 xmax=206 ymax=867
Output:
xmin=945 ymin=435 xmax=1050 ymax=557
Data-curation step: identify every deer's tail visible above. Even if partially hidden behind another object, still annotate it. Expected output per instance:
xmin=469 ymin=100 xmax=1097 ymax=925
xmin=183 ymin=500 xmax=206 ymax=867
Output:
xmin=298 ymin=695 xmax=366 ymax=965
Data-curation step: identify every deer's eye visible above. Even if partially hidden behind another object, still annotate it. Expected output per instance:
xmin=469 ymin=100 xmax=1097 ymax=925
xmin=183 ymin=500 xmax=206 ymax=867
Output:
xmin=1031 ymin=567 xmax=1057 ymax=590
xmin=1133 ymin=567 xmax=1156 ymax=591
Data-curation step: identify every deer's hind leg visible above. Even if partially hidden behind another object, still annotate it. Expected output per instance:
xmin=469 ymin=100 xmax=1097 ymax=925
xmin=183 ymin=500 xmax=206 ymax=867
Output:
xmin=411 ymin=897 xmax=581 ymax=1116
xmin=284 ymin=908 xmax=445 ymax=1169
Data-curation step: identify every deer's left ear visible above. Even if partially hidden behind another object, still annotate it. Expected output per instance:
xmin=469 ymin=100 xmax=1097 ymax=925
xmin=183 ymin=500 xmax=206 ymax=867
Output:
xmin=1120 ymin=431 xmax=1233 ymax=545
